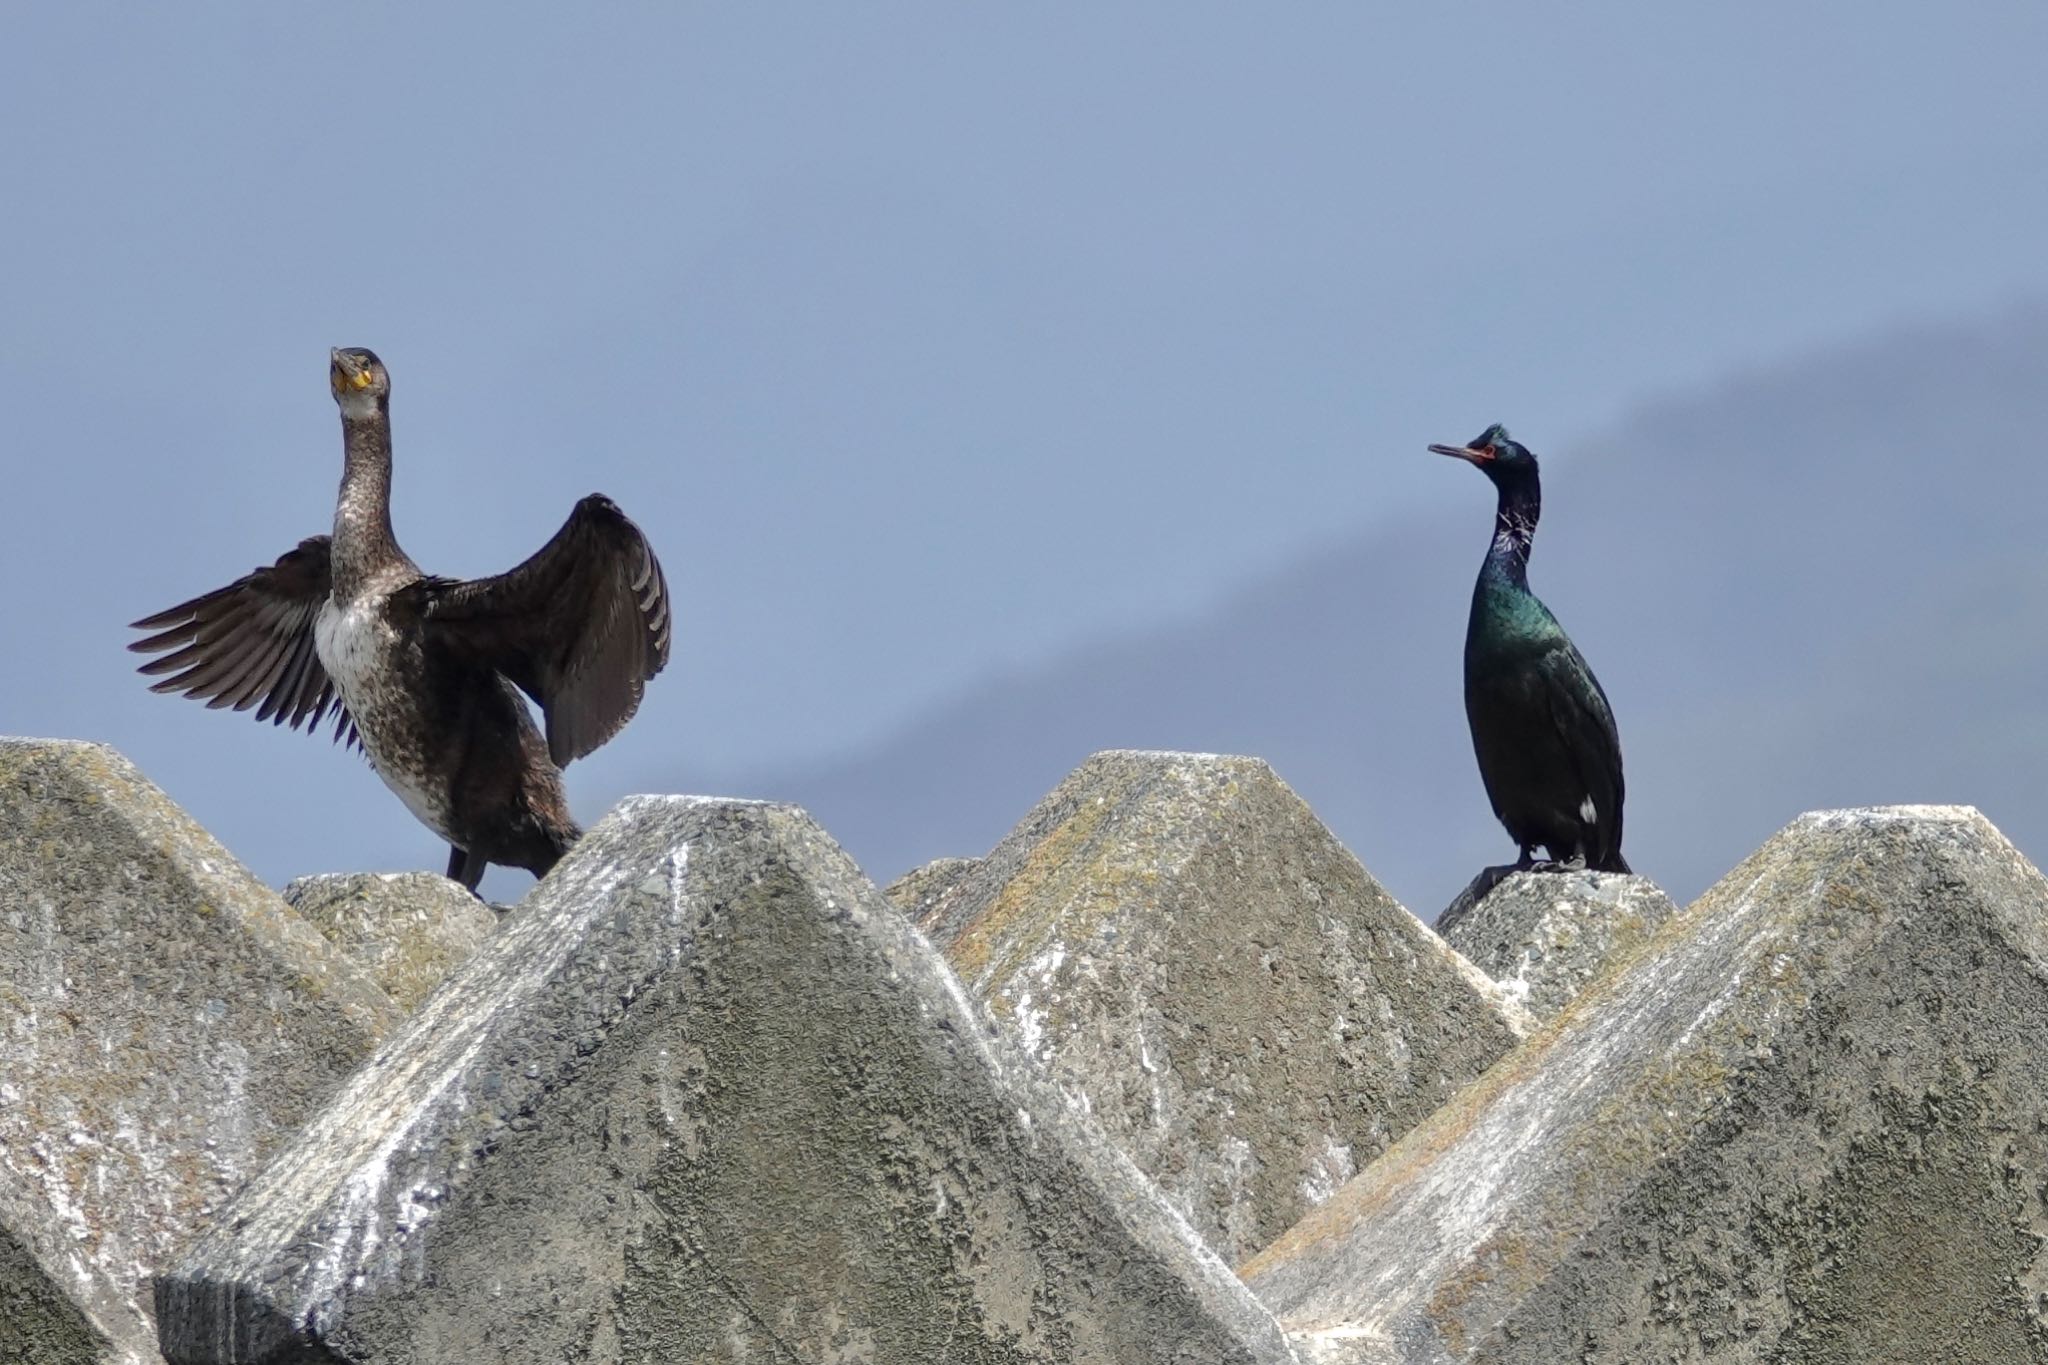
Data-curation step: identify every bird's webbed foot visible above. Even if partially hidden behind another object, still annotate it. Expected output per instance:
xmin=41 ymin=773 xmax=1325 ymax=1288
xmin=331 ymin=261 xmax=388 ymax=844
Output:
xmin=1526 ymin=852 xmax=1588 ymax=874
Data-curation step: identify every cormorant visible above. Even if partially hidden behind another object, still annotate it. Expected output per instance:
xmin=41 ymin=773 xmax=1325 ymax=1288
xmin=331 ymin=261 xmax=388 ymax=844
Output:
xmin=130 ymin=348 xmax=671 ymax=892
xmin=1431 ymin=424 xmax=1629 ymax=875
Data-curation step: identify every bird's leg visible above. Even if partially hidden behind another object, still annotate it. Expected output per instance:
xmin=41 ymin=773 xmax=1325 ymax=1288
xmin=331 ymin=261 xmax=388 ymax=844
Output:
xmin=1514 ymin=845 xmax=1538 ymax=871
xmin=446 ymin=844 xmax=489 ymax=895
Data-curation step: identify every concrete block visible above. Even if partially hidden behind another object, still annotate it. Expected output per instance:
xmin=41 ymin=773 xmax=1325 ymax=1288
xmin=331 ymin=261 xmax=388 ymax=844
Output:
xmin=0 ymin=739 xmax=399 ymax=1365
xmin=923 ymin=751 xmax=1530 ymax=1264
xmin=156 ymin=796 xmax=1298 ymax=1365
xmin=282 ymin=874 xmax=498 ymax=1013
xmin=1245 ymin=806 xmax=2048 ymax=1364
xmin=1436 ymin=869 xmax=1678 ymax=1020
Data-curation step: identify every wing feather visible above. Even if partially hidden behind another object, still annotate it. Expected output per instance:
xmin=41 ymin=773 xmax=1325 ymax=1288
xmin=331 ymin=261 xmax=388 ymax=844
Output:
xmin=128 ymin=536 xmax=356 ymax=740
xmin=413 ymin=494 xmax=670 ymax=767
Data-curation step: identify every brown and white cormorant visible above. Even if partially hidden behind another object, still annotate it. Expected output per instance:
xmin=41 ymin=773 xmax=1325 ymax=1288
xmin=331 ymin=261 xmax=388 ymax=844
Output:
xmin=1432 ymin=424 xmax=1629 ymax=876
xmin=130 ymin=348 xmax=671 ymax=892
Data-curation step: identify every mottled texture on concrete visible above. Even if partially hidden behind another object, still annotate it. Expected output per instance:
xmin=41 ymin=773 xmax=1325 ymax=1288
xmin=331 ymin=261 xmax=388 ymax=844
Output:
xmin=1244 ymin=806 xmax=2048 ymax=1365
xmin=156 ymin=796 xmax=1299 ymax=1365
xmin=282 ymin=873 xmax=499 ymax=1013
xmin=920 ymin=750 xmax=1530 ymax=1266
xmin=1434 ymin=869 xmax=1678 ymax=1021
xmin=884 ymin=855 xmax=982 ymax=924
xmin=0 ymin=739 xmax=400 ymax=1365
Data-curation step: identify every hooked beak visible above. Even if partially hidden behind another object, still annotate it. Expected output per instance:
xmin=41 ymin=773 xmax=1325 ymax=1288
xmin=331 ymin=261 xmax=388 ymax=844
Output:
xmin=330 ymin=349 xmax=372 ymax=391
xmin=1429 ymin=442 xmax=1494 ymax=465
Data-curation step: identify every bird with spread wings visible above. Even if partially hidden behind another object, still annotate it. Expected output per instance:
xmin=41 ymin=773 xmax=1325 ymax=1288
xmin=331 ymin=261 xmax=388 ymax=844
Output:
xmin=130 ymin=347 xmax=670 ymax=892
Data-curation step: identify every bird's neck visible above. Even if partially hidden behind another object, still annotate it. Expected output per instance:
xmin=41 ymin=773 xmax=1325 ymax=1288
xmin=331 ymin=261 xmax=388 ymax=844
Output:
xmin=1481 ymin=483 xmax=1540 ymax=590
xmin=332 ymin=411 xmax=405 ymax=598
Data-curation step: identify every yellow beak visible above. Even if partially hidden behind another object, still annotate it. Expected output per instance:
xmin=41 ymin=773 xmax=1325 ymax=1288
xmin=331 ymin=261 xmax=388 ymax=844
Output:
xmin=329 ymin=350 xmax=373 ymax=391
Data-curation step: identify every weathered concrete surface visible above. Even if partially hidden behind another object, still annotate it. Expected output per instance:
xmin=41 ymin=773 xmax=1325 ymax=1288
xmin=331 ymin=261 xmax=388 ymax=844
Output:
xmin=1434 ymin=869 xmax=1678 ymax=1021
xmin=920 ymin=750 xmax=1530 ymax=1266
xmin=884 ymin=855 xmax=982 ymax=924
xmin=1243 ymin=806 xmax=2048 ymax=1364
xmin=0 ymin=739 xmax=401 ymax=1365
xmin=282 ymin=873 xmax=499 ymax=1013
xmin=156 ymin=796 xmax=1300 ymax=1365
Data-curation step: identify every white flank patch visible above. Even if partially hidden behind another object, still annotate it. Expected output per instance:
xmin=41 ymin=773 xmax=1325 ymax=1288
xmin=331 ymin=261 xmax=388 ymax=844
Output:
xmin=314 ymin=597 xmax=383 ymax=699
xmin=315 ymin=595 xmax=451 ymax=837
xmin=1579 ymin=796 xmax=1598 ymax=824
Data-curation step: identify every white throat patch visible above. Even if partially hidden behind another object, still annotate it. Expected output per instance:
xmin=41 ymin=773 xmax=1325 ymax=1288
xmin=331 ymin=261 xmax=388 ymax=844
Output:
xmin=336 ymin=389 xmax=382 ymax=422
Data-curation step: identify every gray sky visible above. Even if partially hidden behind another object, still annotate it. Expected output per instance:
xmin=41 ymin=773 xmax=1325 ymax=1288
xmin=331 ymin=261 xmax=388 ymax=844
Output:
xmin=3 ymin=5 xmax=2045 ymax=898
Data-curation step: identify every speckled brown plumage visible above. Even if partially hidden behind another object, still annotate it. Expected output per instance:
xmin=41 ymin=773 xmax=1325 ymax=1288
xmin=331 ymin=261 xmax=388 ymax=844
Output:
xmin=130 ymin=348 xmax=672 ymax=891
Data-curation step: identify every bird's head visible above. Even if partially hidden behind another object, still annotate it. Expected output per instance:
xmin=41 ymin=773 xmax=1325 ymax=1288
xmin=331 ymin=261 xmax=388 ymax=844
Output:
xmin=1429 ymin=423 xmax=1538 ymax=489
xmin=329 ymin=347 xmax=390 ymax=419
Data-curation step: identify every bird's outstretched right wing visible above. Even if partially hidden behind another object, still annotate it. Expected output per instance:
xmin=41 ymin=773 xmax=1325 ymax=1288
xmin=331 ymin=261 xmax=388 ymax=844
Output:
xmin=413 ymin=494 xmax=670 ymax=767
xmin=129 ymin=535 xmax=357 ymax=744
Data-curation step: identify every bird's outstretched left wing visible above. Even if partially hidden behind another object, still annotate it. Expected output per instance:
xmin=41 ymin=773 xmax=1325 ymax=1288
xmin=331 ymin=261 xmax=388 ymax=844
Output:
xmin=128 ymin=535 xmax=357 ymax=744
xmin=412 ymin=494 xmax=670 ymax=766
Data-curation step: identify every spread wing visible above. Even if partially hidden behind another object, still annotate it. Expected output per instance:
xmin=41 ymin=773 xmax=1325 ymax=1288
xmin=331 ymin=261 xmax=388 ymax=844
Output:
xmin=411 ymin=494 xmax=670 ymax=766
xmin=129 ymin=535 xmax=357 ymax=745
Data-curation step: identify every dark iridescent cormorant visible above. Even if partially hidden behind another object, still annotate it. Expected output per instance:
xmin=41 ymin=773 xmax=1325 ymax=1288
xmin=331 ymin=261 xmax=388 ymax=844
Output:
xmin=130 ymin=348 xmax=671 ymax=891
xmin=1431 ymin=424 xmax=1629 ymax=876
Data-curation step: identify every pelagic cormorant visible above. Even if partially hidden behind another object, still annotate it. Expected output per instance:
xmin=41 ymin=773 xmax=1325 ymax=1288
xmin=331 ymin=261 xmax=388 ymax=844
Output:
xmin=1431 ymin=424 xmax=1629 ymax=875
xmin=131 ymin=348 xmax=671 ymax=892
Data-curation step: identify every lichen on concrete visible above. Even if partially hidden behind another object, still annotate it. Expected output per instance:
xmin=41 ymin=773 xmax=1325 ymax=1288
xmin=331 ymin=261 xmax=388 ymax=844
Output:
xmin=922 ymin=750 xmax=1529 ymax=1266
xmin=1243 ymin=805 xmax=2048 ymax=1364
xmin=0 ymin=739 xmax=400 ymax=1365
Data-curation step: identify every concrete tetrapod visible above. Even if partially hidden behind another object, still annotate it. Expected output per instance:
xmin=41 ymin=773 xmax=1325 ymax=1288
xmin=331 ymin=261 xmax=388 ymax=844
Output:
xmin=1244 ymin=806 xmax=2048 ymax=1364
xmin=884 ymin=855 xmax=983 ymax=923
xmin=281 ymin=873 xmax=501 ymax=1013
xmin=0 ymin=739 xmax=400 ymax=1365
xmin=155 ymin=796 xmax=1299 ymax=1365
xmin=920 ymin=750 xmax=1531 ymax=1265
xmin=1435 ymin=868 xmax=1678 ymax=1021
